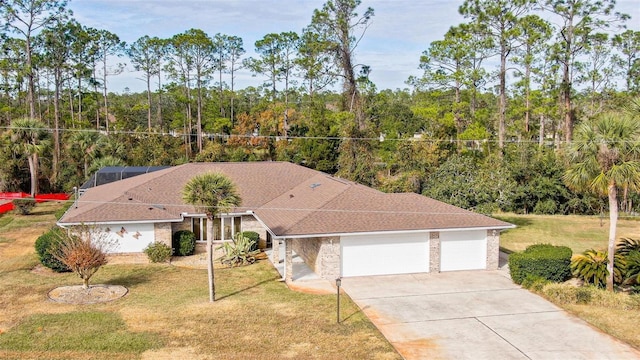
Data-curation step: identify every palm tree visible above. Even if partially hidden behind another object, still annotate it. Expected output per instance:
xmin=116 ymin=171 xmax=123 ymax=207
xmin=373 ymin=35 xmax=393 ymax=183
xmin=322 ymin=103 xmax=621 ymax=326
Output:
xmin=69 ymin=130 xmax=104 ymax=178
xmin=183 ymin=172 xmax=241 ymax=302
xmin=564 ymin=112 xmax=640 ymax=291
xmin=10 ymin=118 xmax=50 ymax=197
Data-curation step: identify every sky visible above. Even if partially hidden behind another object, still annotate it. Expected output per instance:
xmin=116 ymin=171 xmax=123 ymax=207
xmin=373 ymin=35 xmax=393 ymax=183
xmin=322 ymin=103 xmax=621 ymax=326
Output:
xmin=70 ymin=0 xmax=640 ymax=94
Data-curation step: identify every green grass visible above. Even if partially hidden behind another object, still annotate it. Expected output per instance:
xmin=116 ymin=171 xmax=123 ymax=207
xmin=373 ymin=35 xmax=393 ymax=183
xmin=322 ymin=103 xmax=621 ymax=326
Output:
xmin=0 ymin=215 xmax=13 ymax=228
xmin=0 ymin=202 xmax=400 ymax=359
xmin=0 ymin=312 xmax=161 ymax=353
xmin=499 ymin=213 xmax=640 ymax=351
xmin=497 ymin=214 xmax=640 ymax=253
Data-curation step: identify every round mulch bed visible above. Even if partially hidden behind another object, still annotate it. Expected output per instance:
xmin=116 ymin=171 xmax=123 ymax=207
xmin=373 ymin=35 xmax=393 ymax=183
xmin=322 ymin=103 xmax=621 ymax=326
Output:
xmin=48 ymin=285 xmax=128 ymax=304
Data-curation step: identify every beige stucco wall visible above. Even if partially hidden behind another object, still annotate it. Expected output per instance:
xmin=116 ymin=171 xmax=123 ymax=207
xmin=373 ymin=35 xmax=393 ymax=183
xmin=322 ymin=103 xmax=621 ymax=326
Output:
xmin=291 ymin=236 xmax=340 ymax=280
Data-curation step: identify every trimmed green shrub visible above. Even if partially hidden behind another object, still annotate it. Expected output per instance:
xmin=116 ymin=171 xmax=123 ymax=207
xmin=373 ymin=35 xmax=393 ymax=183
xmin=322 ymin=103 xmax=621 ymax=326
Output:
xmin=13 ymin=198 xmax=36 ymax=215
xmin=172 ymin=230 xmax=196 ymax=256
xmin=571 ymin=249 xmax=625 ymax=288
xmin=509 ymin=243 xmax=572 ymax=285
xmin=34 ymin=227 xmax=70 ymax=272
xmin=143 ymin=242 xmax=173 ymax=263
xmin=241 ymin=231 xmax=260 ymax=251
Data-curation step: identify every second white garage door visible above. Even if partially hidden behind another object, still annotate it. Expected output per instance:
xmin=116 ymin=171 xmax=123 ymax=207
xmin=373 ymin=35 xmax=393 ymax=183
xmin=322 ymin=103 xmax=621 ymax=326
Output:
xmin=341 ymin=232 xmax=429 ymax=277
xmin=440 ymin=230 xmax=487 ymax=271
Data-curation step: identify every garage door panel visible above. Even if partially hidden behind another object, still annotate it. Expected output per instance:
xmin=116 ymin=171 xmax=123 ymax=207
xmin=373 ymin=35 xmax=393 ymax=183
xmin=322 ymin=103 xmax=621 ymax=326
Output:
xmin=341 ymin=233 xmax=429 ymax=277
xmin=440 ymin=230 xmax=487 ymax=272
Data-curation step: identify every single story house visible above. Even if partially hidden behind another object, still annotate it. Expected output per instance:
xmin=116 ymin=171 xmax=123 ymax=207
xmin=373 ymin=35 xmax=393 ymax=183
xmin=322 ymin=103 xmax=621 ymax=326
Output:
xmin=57 ymin=162 xmax=514 ymax=281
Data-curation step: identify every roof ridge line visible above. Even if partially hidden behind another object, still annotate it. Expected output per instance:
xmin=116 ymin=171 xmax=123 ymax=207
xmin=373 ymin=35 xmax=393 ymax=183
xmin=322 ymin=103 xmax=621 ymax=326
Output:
xmin=274 ymin=179 xmax=353 ymax=234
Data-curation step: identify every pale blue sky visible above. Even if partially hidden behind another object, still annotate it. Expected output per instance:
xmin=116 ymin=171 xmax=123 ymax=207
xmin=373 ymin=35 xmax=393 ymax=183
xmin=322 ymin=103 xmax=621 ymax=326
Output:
xmin=70 ymin=0 xmax=640 ymax=93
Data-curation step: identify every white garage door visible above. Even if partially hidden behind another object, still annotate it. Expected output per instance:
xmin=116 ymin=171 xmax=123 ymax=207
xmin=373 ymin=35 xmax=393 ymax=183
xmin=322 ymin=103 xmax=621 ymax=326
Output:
xmin=440 ymin=230 xmax=487 ymax=271
xmin=341 ymin=233 xmax=429 ymax=277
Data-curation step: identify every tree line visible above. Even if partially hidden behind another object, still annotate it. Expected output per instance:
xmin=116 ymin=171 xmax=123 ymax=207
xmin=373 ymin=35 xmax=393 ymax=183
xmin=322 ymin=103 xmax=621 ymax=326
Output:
xmin=1 ymin=0 xmax=639 ymax=217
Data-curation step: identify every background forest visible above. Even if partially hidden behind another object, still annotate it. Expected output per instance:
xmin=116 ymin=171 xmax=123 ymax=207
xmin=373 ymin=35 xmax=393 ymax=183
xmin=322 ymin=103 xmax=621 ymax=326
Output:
xmin=1 ymin=0 xmax=639 ymax=216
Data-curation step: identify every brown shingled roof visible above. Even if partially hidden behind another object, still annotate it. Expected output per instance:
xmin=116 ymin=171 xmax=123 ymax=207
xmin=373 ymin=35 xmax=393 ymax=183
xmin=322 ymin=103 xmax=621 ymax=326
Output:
xmin=58 ymin=162 xmax=513 ymax=236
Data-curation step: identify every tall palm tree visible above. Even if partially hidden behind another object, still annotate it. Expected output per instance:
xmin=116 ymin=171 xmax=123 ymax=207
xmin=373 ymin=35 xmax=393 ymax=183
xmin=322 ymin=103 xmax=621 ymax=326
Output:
xmin=69 ymin=130 xmax=104 ymax=178
xmin=10 ymin=118 xmax=50 ymax=197
xmin=564 ymin=112 xmax=640 ymax=291
xmin=183 ymin=172 xmax=241 ymax=302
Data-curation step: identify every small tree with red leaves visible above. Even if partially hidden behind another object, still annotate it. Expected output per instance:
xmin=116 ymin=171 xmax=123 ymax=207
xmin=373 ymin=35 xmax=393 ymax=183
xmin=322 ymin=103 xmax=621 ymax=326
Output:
xmin=53 ymin=226 xmax=115 ymax=289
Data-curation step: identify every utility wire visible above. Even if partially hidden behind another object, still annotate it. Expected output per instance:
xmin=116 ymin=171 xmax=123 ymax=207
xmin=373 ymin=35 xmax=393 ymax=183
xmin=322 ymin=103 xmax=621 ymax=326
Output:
xmin=0 ymin=125 xmax=620 ymax=144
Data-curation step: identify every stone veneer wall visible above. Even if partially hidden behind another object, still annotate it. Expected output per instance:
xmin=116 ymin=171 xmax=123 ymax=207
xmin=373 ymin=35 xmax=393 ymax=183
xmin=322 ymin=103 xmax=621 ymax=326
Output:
xmin=171 ymin=220 xmax=191 ymax=234
xmin=486 ymin=229 xmax=500 ymax=270
xmin=241 ymin=215 xmax=268 ymax=249
xmin=154 ymin=222 xmax=172 ymax=248
xmin=429 ymin=231 xmax=440 ymax=273
xmin=291 ymin=237 xmax=341 ymax=280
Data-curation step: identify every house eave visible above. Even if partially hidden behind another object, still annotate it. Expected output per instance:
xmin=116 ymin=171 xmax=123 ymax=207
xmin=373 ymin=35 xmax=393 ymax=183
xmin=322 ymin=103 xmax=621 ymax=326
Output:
xmin=57 ymin=218 xmax=183 ymax=227
xmin=271 ymin=224 xmax=515 ymax=239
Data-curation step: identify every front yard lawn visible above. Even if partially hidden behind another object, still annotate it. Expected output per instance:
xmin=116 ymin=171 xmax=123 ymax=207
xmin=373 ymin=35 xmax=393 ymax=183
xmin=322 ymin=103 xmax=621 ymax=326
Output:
xmin=0 ymin=203 xmax=400 ymax=359
xmin=497 ymin=213 xmax=640 ymax=253
xmin=496 ymin=213 xmax=640 ymax=350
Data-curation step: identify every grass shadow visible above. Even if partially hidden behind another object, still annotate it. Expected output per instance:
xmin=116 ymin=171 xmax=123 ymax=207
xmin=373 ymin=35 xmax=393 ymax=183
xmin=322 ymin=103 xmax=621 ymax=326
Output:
xmin=106 ymin=272 xmax=154 ymax=287
xmin=494 ymin=215 xmax=532 ymax=227
xmin=216 ymin=276 xmax=280 ymax=301
xmin=340 ymin=310 xmax=362 ymax=323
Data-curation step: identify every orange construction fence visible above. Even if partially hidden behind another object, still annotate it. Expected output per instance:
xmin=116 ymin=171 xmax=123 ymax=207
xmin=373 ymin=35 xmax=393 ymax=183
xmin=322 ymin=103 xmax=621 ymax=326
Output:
xmin=0 ymin=192 xmax=70 ymax=214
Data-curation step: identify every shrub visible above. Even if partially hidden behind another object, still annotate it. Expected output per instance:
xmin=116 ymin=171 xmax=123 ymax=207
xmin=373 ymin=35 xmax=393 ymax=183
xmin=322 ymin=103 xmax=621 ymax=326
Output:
xmin=172 ymin=230 xmax=196 ymax=256
xmin=623 ymin=250 xmax=640 ymax=285
xmin=570 ymin=249 xmax=625 ymax=288
xmin=520 ymin=275 xmax=549 ymax=291
xmin=617 ymin=238 xmax=640 ymax=256
xmin=52 ymin=228 xmax=112 ymax=289
xmin=144 ymin=242 xmax=173 ymax=263
xmin=218 ymin=234 xmax=260 ymax=267
xmin=241 ymin=231 xmax=260 ymax=251
xmin=34 ymin=228 xmax=70 ymax=272
xmin=509 ymin=244 xmax=572 ymax=285
xmin=13 ymin=198 xmax=35 ymax=215
xmin=533 ymin=199 xmax=557 ymax=215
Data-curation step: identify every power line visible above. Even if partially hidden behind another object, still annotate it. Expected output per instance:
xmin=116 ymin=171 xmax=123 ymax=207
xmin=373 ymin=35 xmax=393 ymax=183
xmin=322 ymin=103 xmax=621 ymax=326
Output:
xmin=0 ymin=124 xmax=614 ymax=144
xmin=12 ymin=197 xmax=640 ymax=218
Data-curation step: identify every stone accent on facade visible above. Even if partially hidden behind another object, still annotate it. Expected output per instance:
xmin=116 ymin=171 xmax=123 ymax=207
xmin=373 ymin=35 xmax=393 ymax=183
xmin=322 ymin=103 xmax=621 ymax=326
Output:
xmin=241 ymin=215 xmax=268 ymax=249
xmin=486 ymin=229 xmax=500 ymax=270
xmin=429 ymin=231 xmax=440 ymax=273
xmin=285 ymin=239 xmax=293 ymax=283
xmin=272 ymin=238 xmax=280 ymax=264
xmin=171 ymin=219 xmax=191 ymax=234
xmin=154 ymin=222 xmax=172 ymax=248
xmin=291 ymin=237 xmax=341 ymax=280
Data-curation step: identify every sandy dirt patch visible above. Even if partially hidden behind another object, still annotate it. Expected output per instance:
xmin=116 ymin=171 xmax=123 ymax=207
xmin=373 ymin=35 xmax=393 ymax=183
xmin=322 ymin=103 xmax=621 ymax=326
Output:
xmin=48 ymin=284 xmax=128 ymax=304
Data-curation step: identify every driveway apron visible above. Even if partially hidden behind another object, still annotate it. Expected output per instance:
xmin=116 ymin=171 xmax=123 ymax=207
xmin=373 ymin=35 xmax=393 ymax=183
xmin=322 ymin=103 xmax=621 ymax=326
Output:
xmin=341 ymin=271 xmax=640 ymax=360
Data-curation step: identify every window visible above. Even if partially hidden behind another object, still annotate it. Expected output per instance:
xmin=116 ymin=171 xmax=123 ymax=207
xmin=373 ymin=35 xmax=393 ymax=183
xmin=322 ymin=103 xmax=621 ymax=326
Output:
xmin=191 ymin=218 xmax=207 ymax=241
xmin=192 ymin=216 xmax=241 ymax=242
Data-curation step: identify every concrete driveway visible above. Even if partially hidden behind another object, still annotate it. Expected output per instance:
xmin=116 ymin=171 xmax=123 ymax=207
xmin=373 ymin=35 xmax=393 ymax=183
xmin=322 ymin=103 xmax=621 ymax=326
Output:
xmin=341 ymin=271 xmax=640 ymax=360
